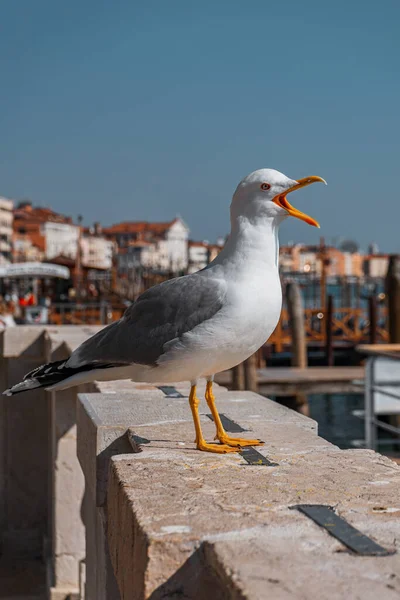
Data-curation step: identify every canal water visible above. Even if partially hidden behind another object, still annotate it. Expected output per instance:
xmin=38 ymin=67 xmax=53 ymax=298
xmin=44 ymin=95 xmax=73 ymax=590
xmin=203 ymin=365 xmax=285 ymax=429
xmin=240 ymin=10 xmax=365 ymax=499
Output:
xmin=274 ymin=278 xmax=389 ymax=450
xmin=285 ymin=278 xmax=385 ymax=310
xmin=308 ymin=393 xmax=364 ymax=449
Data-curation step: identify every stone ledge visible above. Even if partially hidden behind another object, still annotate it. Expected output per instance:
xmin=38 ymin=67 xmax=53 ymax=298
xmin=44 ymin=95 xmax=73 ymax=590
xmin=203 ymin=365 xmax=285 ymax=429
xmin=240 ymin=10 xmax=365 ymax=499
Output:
xmin=107 ymin=445 xmax=400 ymax=599
xmin=2 ymin=324 xmax=103 ymax=357
xmin=77 ymin=386 xmax=400 ymax=599
xmin=77 ymin=384 xmax=318 ymax=507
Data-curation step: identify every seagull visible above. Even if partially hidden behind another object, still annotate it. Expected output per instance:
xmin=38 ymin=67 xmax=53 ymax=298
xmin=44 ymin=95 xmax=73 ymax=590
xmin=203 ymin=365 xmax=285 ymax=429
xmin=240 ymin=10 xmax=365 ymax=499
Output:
xmin=4 ymin=169 xmax=326 ymax=453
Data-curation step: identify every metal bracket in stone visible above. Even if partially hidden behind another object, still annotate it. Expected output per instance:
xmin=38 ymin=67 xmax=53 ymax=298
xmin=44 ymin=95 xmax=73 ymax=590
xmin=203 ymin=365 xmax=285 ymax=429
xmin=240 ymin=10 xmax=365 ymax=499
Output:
xmin=293 ymin=504 xmax=396 ymax=556
xmin=207 ymin=413 xmax=278 ymax=466
xmin=207 ymin=413 xmax=248 ymax=433
xmin=157 ymin=385 xmax=185 ymax=398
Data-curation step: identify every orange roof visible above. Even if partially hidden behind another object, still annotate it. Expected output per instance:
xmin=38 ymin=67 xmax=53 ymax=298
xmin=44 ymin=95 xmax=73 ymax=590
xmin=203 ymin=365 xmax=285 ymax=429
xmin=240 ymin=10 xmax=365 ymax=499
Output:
xmin=13 ymin=205 xmax=73 ymax=224
xmin=189 ymin=240 xmax=208 ymax=248
xmin=128 ymin=240 xmax=154 ymax=247
xmin=104 ymin=219 xmax=178 ymax=236
xmin=364 ymin=254 xmax=389 ymax=259
xmin=28 ymin=232 xmax=45 ymax=252
xmin=13 ymin=224 xmax=45 ymax=252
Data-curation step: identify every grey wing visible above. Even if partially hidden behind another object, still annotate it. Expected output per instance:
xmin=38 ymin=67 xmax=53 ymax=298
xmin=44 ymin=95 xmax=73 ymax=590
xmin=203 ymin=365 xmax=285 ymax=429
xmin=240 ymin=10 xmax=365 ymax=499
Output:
xmin=66 ymin=273 xmax=226 ymax=368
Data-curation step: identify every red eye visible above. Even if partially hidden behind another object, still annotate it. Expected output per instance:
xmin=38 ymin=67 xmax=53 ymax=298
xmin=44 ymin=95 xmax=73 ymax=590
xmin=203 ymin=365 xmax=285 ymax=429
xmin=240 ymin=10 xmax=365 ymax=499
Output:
xmin=260 ymin=183 xmax=271 ymax=191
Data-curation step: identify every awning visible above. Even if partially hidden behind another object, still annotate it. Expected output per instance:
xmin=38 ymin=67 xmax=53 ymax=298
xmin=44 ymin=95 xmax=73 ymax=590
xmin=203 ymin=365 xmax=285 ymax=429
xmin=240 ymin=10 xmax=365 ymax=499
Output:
xmin=0 ymin=262 xmax=70 ymax=279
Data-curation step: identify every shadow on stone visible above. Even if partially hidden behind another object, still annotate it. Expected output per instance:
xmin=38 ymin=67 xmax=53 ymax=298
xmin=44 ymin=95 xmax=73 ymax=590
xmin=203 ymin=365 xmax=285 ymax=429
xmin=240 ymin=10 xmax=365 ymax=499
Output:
xmin=149 ymin=544 xmax=245 ymax=600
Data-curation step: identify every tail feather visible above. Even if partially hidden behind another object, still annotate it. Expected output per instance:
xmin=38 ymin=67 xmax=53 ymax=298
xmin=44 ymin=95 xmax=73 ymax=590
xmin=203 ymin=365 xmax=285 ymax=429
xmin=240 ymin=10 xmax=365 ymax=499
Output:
xmin=3 ymin=358 xmax=126 ymax=396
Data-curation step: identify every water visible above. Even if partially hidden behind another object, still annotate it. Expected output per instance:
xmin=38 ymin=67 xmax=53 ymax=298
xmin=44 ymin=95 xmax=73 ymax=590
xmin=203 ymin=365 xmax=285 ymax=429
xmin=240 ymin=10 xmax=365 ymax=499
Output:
xmin=283 ymin=278 xmax=385 ymax=310
xmin=306 ymin=393 xmax=400 ymax=455
xmin=308 ymin=393 xmax=364 ymax=448
xmin=274 ymin=278 xmax=389 ymax=450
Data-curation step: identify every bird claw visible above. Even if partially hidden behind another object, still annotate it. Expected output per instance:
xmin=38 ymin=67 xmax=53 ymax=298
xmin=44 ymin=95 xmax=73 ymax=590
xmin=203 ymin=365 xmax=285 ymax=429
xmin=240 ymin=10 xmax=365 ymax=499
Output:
xmin=196 ymin=440 xmax=241 ymax=453
xmin=217 ymin=435 xmax=264 ymax=448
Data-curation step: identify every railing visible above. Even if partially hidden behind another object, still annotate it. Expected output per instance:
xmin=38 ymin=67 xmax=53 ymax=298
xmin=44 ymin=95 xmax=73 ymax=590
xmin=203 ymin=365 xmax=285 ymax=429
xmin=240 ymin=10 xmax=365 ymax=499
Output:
xmin=49 ymin=302 xmax=125 ymax=325
xmin=48 ymin=302 xmax=389 ymax=348
xmin=269 ymin=306 xmax=388 ymax=352
xmin=362 ymin=350 xmax=400 ymax=451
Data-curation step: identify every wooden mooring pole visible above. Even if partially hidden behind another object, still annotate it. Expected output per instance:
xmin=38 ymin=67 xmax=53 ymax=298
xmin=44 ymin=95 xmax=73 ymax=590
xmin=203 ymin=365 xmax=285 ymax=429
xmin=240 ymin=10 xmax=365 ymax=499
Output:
xmin=244 ymin=353 xmax=258 ymax=392
xmin=287 ymin=282 xmax=307 ymax=369
xmin=385 ymin=256 xmax=400 ymax=431
xmin=232 ymin=354 xmax=258 ymax=392
xmin=232 ymin=362 xmax=245 ymax=390
xmin=386 ymin=255 xmax=400 ymax=343
xmin=286 ymin=282 xmax=308 ymax=415
xmin=368 ymin=295 xmax=377 ymax=345
xmin=325 ymin=294 xmax=334 ymax=367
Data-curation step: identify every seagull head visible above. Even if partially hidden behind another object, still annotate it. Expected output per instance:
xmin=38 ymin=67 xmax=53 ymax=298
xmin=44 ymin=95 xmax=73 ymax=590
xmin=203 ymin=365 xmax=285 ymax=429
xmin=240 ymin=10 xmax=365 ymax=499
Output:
xmin=232 ymin=168 xmax=326 ymax=228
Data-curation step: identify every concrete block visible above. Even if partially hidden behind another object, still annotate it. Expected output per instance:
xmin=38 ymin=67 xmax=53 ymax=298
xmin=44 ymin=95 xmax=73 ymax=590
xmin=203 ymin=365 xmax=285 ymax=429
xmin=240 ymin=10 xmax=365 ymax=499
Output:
xmin=81 ymin=489 xmax=120 ymax=600
xmin=77 ymin=386 xmax=318 ymax=507
xmin=74 ymin=385 xmax=399 ymax=599
xmin=107 ymin=445 xmax=400 ymax=599
xmin=2 ymin=330 xmax=52 ymax=556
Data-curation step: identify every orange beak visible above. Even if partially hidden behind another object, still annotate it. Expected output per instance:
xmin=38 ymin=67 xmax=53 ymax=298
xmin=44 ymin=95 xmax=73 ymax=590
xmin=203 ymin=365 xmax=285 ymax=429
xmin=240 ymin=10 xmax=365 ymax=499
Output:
xmin=272 ymin=176 xmax=326 ymax=228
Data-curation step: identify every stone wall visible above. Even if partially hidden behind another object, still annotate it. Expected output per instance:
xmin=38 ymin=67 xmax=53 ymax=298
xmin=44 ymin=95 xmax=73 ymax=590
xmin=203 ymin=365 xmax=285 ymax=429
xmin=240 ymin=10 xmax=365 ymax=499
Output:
xmin=0 ymin=326 xmax=101 ymax=599
xmin=2 ymin=327 xmax=400 ymax=599
xmin=77 ymin=381 xmax=400 ymax=600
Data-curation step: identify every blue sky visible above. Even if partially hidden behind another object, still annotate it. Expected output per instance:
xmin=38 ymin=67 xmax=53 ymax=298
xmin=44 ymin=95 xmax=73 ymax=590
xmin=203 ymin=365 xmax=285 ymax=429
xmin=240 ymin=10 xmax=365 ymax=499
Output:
xmin=1 ymin=1 xmax=399 ymax=250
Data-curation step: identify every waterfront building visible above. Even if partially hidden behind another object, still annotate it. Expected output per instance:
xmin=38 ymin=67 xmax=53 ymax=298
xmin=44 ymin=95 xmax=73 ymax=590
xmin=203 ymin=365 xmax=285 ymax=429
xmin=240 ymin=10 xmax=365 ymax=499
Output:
xmin=81 ymin=223 xmax=114 ymax=270
xmin=13 ymin=202 xmax=80 ymax=262
xmin=187 ymin=239 xmax=224 ymax=273
xmin=105 ymin=217 xmax=190 ymax=275
xmin=0 ymin=197 xmax=14 ymax=264
xmin=363 ymin=254 xmax=389 ymax=278
xmin=279 ymin=244 xmax=364 ymax=278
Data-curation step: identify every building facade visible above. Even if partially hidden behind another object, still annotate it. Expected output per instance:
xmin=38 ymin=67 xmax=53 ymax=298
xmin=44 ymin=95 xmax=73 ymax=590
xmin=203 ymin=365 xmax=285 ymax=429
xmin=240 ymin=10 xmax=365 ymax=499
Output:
xmin=363 ymin=254 xmax=389 ymax=278
xmin=105 ymin=218 xmax=190 ymax=276
xmin=43 ymin=221 xmax=80 ymax=260
xmin=0 ymin=197 xmax=14 ymax=264
xmin=81 ymin=224 xmax=114 ymax=270
xmin=13 ymin=203 xmax=80 ymax=262
xmin=279 ymin=244 xmax=364 ymax=278
xmin=188 ymin=241 xmax=209 ymax=273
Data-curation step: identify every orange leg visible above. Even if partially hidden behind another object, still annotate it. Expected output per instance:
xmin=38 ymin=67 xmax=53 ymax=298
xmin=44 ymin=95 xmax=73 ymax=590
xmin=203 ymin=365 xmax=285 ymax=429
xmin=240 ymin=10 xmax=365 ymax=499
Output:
xmin=205 ymin=381 xmax=264 ymax=448
xmin=189 ymin=385 xmax=238 ymax=453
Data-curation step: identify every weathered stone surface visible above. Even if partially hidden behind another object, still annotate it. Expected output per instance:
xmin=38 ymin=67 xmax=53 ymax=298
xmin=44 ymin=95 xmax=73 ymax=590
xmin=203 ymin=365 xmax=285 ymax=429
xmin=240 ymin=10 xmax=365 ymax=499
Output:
xmin=2 ymin=324 xmax=102 ymax=357
xmin=77 ymin=386 xmax=318 ymax=508
xmin=203 ymin=524 xmax=399 ymax=600
xmin=2 ymin=331 xmax=51 ymax=556
xmin=81 ymin=491 xmax=120 ymax=600
xmin=105 ymin=426 xmax=400 ymax=599
xmin=0 ymin=326 xmax=102 ymax=599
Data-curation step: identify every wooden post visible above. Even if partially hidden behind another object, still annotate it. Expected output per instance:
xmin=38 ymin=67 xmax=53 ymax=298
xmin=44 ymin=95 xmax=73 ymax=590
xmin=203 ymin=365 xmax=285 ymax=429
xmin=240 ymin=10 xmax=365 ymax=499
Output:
xmin=344 ymin=276 xmax=351 ymax=308
xmin=274 ymin=317 xmax=283 ymax=354
xmin=257 ymin=347 xmax=267 ymax=368
xmin=287 ymin=282 xmax=307 ymax=369
xmin=232 ymin=363 xmax=245 ymax=390
xmin=244 ymin=353 xmax=258 ymax=392
xmin=368 ymin=295 xmax=377 ymax=345
xmin=386 ymin=255 xmax=400 ymax=343
xmin=325 ymin=294 xmax=334 ymax=367
xmin=286 ymin=282 xmax=308 ymax=414
xmin=384 ymin=257 xmax=400 ymax=432
xmin=319 ymin=237 xmax=327 ymax=309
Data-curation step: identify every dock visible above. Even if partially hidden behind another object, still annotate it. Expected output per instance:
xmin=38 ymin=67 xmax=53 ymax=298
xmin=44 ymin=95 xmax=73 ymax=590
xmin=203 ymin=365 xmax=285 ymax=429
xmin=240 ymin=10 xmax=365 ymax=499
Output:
xmin=216 ymin=365 xmax=364 ymax=395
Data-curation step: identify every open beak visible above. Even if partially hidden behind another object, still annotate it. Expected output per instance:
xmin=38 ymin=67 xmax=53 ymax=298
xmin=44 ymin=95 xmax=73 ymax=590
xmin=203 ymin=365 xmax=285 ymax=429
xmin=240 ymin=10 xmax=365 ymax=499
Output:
xmin=272 ymin=176 xmax=326 ymax=228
